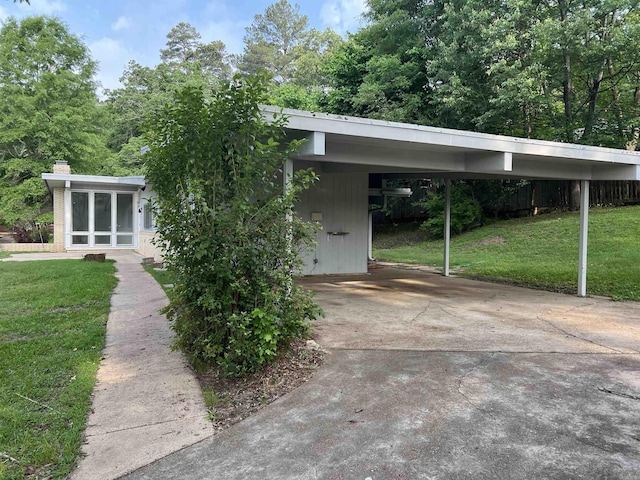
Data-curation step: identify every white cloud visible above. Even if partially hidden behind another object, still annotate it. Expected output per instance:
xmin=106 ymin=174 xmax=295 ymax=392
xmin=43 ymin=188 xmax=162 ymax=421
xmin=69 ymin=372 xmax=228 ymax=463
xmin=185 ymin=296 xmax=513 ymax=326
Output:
xmin=201 ymin=19 xmax=248 ymax=55
xmin=111 ymin=16 xmax=132 ymax=32
xmin=320 ymin=0 xmax=367 ymax=35
xmin=0 ymin=6 xmax=9 ymax=22
xmin=89 ymin=37 xmax=135 ymax=95
xmin=22 ymin=0 xmax=66 ymax=16
xmin=197 ymin=0 xmax=248 ymax=55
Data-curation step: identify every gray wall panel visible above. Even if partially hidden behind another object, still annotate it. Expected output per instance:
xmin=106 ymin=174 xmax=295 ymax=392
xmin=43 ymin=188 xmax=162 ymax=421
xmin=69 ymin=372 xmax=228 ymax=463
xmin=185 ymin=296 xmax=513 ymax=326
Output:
xmin=296 ymin=170 xmax=368 ymax=275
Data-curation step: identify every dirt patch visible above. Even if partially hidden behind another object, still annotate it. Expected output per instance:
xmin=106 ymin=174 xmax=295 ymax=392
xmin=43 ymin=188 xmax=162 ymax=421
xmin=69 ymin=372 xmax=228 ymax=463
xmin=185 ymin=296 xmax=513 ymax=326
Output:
xmin=472 ymin=235 xmax=506 ymax=247
xmin=196 ymin=339 xmax=325 ymax=432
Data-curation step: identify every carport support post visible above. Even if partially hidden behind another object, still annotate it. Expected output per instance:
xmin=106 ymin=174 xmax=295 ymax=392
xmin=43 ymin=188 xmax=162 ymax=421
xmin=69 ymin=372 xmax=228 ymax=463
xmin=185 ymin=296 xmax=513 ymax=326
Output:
xmin=444 ymin=179 xmax=451 ymax=277
xmin=578 ymin=179 xmax=590 ymax=297
xmin=368 ymin=210 xmax=373 ymax=261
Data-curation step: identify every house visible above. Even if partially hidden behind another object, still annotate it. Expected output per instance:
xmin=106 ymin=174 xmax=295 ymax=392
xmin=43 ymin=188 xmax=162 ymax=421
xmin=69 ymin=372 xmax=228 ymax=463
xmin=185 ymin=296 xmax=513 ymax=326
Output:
xmin=41 ymin=107 xmax=640 ymax=295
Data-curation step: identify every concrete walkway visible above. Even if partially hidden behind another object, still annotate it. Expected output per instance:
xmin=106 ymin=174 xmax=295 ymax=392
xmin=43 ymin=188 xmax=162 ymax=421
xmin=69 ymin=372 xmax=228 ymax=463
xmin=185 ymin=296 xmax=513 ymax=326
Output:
xmin=72 ymin=252 xmax=214 ymax=480
xmin=3 ymin=252 xmax=214 ymax=479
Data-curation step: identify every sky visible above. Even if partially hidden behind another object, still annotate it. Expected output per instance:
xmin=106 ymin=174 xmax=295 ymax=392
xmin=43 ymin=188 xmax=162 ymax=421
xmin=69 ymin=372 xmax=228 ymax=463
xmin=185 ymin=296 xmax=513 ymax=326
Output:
xmin=0 ymin=0 xmax=367 ymax=95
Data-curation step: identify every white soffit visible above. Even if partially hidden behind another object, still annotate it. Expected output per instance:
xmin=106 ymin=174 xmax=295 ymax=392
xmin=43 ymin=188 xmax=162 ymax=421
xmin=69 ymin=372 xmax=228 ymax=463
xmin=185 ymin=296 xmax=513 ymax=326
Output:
xmin=262 ymin=106 xmax=640 ymax=181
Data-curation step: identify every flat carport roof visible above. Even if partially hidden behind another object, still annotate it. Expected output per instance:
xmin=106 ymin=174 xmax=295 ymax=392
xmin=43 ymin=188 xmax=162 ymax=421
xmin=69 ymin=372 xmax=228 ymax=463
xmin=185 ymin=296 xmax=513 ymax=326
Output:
xmin=269 ymin=106 xmax=640 ymax=181
xmin=268 ymin=106 xmax=640 ymax=297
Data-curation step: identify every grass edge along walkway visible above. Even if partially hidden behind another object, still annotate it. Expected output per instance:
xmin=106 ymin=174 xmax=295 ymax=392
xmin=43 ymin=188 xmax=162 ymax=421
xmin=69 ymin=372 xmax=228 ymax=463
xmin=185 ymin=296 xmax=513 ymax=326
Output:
xmin=373 ymin=205 xmax=640 ymax=302
xmin=0 ymin=259 xmax=117 ymax=479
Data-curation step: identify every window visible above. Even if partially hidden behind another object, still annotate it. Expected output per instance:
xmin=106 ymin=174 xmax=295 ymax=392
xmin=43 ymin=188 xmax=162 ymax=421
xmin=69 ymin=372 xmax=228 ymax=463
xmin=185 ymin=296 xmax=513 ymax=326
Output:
xmin=143 ymin=200 xmax=154 ymax=231
xmin=69 ymin=191 xmax=136 ymax=248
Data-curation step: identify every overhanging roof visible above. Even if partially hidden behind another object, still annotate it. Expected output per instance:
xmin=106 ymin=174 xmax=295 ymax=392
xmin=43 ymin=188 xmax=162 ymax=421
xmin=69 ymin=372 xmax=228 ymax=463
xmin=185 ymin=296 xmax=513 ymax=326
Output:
xmin=42 ymin=173 xmax=146 ymax=192
xmin=264 ymin=106 xmax=640 ymax=181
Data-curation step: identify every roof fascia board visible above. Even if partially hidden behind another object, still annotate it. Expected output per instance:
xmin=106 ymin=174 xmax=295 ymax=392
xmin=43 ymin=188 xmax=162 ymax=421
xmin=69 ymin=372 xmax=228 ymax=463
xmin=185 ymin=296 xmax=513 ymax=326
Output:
xmin=41 ymin=173 xmax=146 ymax=187
xmin=510 ymin=161 xmax=592 ymax=180
xmin=268 ymin=106 xmax=640 ymax=166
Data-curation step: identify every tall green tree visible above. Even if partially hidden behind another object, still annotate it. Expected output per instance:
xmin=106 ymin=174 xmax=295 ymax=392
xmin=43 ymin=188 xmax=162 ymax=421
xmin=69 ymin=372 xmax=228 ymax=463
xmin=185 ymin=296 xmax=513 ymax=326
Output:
xmin=160 ymin=22 xmax=232 ymax=80
xmin=321 ymin=0 xmax=435 ymax=123
xmin=238 ymin=0 xmax=343 ymax=103
xmin=0 ymin=16 xmax=106 ymax=227
xmin=324 ymin=0 xmax=640 ymax=148
xmin=144 ymin=74 xmax=322 ymax=376
xmin=238 ymin=0 xmax=310 ymax=84
xmin=534 ymin=0 xmax=640 ymax=146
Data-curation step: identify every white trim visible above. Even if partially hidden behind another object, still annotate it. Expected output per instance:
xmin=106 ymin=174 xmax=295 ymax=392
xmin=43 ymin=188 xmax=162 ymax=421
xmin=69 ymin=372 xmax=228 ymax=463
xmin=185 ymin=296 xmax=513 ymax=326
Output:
xmin=578 ymin=181 xmax=590 ymax=297
xmin=266 ymin=106 xmax=640 ymax=166
xmin=443 ymin=179 xmax=451 ymax=277
xmin=262 ymin=106 xmax=640 ymax=181
xmin=66 ymin=188 xmax=139 ymax=250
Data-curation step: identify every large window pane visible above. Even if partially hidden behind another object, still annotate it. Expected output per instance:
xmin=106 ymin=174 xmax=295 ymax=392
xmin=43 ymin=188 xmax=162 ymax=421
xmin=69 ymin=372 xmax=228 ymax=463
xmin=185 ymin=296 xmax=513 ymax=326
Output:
xmin=117 ymin=235 xmax=133 ymax=245
xmin=72 ymin=235 xmax=88 ymax=245
xmin=95 ymin=235 xmax=111 ymax=245
xmin=117 ymin=194 xmax=133 ymax=233
xmin=94 ymin=193 xmax=111 ymax=232
xmin=72 ymin=192 xmax=88 ymax=232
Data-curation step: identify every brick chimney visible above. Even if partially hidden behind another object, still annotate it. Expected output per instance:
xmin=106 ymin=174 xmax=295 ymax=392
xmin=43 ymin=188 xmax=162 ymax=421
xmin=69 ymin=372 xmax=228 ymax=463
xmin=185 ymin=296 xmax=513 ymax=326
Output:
xmin=53 ymin=160 xmax=71 ymax=174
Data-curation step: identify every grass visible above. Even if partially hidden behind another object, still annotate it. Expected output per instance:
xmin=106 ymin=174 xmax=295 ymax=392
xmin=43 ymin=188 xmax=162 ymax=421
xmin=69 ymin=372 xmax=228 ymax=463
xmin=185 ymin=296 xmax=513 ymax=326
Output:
xmin=0 ymin=252 xmax=10 ymax=259
xmin=373 ymin=205 xmax=640 ymax=301
xmin=142 ymin=263 xmax=174 ymax=292
xmin=0 ymin=260 xmax=117 ymax=479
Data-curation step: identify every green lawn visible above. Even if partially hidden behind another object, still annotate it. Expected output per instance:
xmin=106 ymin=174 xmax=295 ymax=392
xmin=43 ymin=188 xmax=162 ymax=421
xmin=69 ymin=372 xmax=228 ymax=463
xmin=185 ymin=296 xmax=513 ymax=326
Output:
xmin=0 ymin=252 xmax=9 ymax=259
xmin=0 ymin=260 xmax=117 ymax=479
xmin=373 ymin=205 xmax=640 ymax=301
xmin=142 ymin=263 xmax=174 ymax=292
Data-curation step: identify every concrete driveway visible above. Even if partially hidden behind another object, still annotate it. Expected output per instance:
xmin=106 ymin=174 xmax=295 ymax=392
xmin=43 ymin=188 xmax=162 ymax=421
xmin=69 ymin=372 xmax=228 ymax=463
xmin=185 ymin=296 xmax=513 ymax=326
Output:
xmin=125 ymin=267 xmax=640 ymax=479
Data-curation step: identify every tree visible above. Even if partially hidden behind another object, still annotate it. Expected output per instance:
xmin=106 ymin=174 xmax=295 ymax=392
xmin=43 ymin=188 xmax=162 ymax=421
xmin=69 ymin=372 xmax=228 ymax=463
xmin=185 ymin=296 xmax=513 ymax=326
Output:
xmin=104 ymin=23 xmax=232 ymax=175
xmin=323 ymin=0 xmax=640 ymax=148
xmin=0 ymin=16 xmax=106 ymax=227
xmin=321 ymin=0 xmax=434 ymax=123
xmin=238 ymin=0 xmax=309 ymax=83
xmin=143 ymin=74 xmax=322 ymax=376
xmin=160 ymin=22 xmax=231 ymax=80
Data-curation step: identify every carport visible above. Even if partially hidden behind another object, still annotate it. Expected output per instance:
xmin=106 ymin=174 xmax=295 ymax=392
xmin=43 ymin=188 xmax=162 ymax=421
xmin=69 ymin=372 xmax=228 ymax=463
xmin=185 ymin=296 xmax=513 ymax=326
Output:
xmin=270 ymin=106 xmax=640 ymax=296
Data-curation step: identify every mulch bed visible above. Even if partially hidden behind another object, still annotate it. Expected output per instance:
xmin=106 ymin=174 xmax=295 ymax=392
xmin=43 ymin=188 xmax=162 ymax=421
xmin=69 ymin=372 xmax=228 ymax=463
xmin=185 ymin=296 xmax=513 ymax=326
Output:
xmin=196 ymin=339 xmax=325 ymax=432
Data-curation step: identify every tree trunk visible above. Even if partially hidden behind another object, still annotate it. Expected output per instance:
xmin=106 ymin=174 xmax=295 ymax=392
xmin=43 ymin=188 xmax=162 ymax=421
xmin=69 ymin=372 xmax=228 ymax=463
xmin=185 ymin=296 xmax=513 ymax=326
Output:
xmin=568 ymin=180 xmax=581 ymax=210
xmin=607 ymin=57 xmax=625 ymax=144
xmin=558 ymin=1 xmax=574 ymax=142
xmin=582 ymin=71 xmax=603 ymax=142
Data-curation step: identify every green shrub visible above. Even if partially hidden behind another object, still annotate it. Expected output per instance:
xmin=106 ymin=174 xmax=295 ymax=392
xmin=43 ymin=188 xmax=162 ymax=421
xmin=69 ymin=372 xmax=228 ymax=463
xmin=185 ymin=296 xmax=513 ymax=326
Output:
xmin=12 ymin=224 xmax=50 ymax=243
xmin=416 ymin=183 xmax=483 ymax=238
xmin=145 ymin=73 xmax=323 ymax=377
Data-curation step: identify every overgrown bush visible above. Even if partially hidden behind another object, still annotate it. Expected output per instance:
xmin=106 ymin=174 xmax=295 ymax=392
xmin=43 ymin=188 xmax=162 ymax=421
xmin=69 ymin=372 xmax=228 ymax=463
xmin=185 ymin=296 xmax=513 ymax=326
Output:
xmin=144 ymin=74 xmax=323 ymax=377
xmin=13 ymin=224 xmax=50 ymax=243
xmin=415 ymin=182 xmax=483 ymax=238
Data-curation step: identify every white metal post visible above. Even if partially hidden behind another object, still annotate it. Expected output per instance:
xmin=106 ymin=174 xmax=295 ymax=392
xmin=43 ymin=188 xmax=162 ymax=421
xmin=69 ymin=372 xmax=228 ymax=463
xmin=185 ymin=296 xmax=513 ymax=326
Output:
xmin=578 ymin=180 xmax=590 ymax=297
xmin=444 ymin=179 xmax=451 ymax=276
xmin=368 ymin=210 xmax=373 ymax=261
